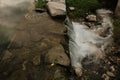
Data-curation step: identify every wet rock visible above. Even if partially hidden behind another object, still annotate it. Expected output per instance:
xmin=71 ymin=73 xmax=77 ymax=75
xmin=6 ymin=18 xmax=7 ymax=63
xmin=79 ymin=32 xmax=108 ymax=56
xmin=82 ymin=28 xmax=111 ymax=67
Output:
xmin=0 ymin=1 xmax=67 ymax=80
xmin=54 ymin=69 xmax=66 ymax=80
xmin=106 ymin=71 xmax=115 ymax=77
xmin=10 ymin=31 xmax=31 ymax=48
xmin=102 ymin=73 xmax=110 ymax=80
xmin=74 ymin=67 xmax=83 ymax=77
xmin=46 ymin=2 xmax=66 ymax=16
xmin=86 ymin=14 xmax=97 ymax=22
xmin=84 ymin=22 xmax=96 ymax=28
xmin=45 ymin=45 xmax=70 ymax=66
xmin=2 ymin=50 xmax=13 ymax=61
xmin=32 ymin=56 xmax=41 ymax=66
xmin=43 ymin=36 xmax=62 ymax=46
xmin=69 ymin=7 xmax=75 ymax=11
xmin=37 ymin=41 xmax=48 ymax=49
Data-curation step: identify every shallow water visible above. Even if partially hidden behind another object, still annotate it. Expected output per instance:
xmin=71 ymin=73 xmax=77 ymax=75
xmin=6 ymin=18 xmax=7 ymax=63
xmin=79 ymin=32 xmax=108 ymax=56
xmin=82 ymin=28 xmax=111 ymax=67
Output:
xmin=0 ymin=0 xmax=34 ymax=47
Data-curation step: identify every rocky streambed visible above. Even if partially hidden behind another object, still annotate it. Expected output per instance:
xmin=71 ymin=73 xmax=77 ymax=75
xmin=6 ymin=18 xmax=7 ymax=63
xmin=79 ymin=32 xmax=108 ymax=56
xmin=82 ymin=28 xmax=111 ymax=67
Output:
xmin=0 ymin=8 xmax=72 ymax=79
xmin=0 ymin=0 xmax=120 ymax=80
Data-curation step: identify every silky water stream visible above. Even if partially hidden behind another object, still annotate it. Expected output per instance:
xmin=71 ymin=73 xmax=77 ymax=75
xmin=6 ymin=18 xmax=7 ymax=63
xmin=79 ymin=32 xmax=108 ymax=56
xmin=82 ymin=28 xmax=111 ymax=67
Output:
xmin=65 ymin=9 xmax=113 ymax=77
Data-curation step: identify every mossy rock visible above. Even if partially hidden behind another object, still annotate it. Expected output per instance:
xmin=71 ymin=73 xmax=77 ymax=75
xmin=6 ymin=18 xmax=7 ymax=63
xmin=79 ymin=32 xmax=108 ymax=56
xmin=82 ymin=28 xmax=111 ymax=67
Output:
xmin=66 ymin=0 xmax=102 ymax=19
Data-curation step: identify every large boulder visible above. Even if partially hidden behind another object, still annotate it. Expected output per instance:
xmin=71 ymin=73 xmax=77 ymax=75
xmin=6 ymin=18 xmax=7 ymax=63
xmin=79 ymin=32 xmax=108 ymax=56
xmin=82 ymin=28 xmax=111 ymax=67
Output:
xmin=46 ymin=2 xmax=66 ymax=16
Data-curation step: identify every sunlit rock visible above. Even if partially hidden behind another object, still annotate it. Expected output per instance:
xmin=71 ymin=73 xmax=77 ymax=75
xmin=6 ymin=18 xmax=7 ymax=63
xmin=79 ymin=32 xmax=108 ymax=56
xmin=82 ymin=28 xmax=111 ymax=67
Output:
xmin=46 ymin=2 xmax=66 ymax=16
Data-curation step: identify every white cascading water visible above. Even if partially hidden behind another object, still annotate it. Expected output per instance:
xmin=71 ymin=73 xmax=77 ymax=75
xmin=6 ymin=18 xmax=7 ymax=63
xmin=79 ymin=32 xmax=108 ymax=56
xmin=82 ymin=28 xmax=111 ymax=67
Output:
xmin=65 ymin=9 xmax=113 ymax=76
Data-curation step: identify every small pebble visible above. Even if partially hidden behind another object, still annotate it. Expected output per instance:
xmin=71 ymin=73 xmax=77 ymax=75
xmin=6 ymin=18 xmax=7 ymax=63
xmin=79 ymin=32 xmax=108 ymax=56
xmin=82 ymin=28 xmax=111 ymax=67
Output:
xmin=69 ymin=7 xmax=75 ymax=11
xmin=50 ymin=63 xmax=55 ymax=67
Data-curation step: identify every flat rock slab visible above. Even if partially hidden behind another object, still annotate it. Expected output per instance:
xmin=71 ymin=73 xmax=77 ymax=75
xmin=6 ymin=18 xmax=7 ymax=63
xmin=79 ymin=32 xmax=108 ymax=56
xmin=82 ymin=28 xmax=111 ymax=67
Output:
xmin=0 ymin=11 xmax=69 ymax=80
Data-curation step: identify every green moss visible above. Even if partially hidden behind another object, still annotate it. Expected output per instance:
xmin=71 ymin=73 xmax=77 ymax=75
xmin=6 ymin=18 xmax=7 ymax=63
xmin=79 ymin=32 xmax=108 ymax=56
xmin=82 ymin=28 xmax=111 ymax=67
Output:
xmin=113 ymin=18 xmax=120 ymax=44
xmin=66 ymin=0 xmax=101 ymax=19
xmin=114 ymin=18 xmax=120 ymax=26
xmin=35 ymin=0 xmax=46 ymax=8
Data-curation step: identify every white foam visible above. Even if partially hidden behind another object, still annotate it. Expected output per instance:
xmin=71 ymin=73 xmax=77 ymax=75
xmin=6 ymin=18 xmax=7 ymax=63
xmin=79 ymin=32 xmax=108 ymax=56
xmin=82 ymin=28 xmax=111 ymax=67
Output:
xmin=65 ymin=9 xmax=113 ymax=68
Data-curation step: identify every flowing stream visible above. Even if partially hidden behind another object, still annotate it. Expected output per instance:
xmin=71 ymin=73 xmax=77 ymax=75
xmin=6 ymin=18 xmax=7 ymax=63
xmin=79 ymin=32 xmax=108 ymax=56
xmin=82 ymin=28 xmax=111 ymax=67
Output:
xmin=65 ymin=9 xmax=113 ymax=76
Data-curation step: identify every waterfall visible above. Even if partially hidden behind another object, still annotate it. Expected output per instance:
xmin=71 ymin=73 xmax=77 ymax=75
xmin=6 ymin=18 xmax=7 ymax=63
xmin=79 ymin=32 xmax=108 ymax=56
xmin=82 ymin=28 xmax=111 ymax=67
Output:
xmin=65 ymin=9 xmax=113 ymax=76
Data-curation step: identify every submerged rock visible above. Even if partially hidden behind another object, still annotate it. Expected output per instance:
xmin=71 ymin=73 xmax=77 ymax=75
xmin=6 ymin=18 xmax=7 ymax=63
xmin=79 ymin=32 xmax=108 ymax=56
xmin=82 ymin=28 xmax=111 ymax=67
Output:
xmin=32 ymin=56 xmax=41 ymax=66
xmin=45 ymin=45 xmax=70 ymax=66
xmin=2 ymin=50 xmax=13 ymax=61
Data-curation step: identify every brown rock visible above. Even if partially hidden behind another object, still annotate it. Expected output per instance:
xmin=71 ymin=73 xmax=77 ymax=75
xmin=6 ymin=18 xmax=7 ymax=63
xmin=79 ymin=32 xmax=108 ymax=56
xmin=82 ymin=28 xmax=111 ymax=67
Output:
xmin=32 ymin=56 xmax=41 ymax=66
xmin=45 ymin=45 xmax=70 ymax=66
xmin=106 ymin=71 xmax=115 ymax=77
xmin=2 ymin=50 xmax=13 ymax=61
xmin=54 ymin=69 xmax=66 ymax=80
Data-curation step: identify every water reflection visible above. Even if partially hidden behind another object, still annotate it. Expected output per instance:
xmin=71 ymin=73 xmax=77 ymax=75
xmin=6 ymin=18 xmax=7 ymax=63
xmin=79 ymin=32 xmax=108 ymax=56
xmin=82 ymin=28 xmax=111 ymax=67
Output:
xmin=0 ymin=0 xmax=33 ymax=48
